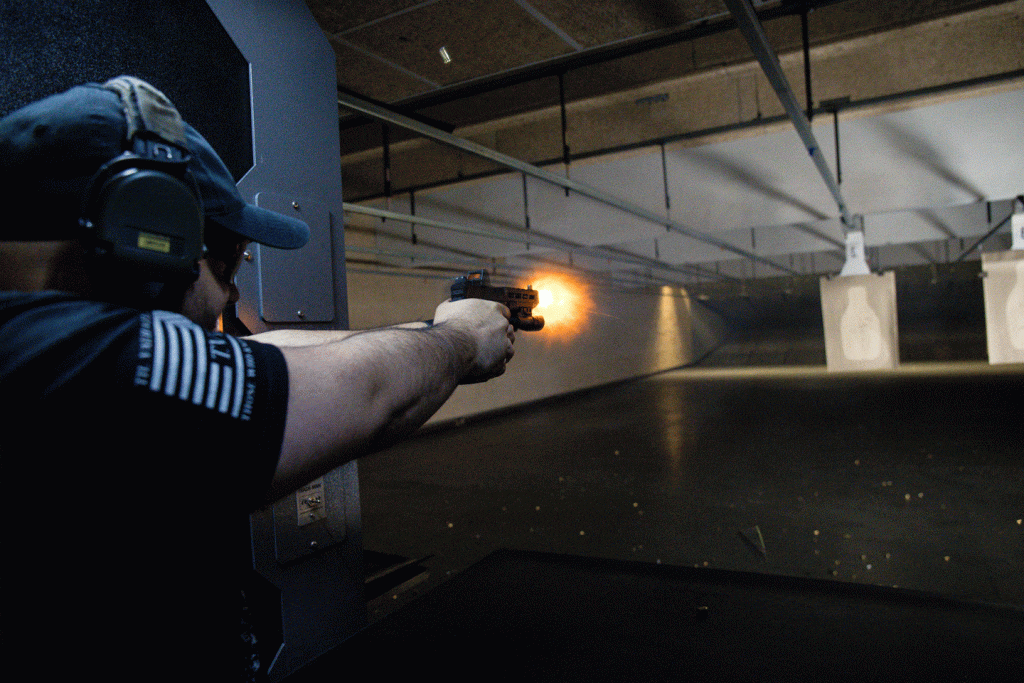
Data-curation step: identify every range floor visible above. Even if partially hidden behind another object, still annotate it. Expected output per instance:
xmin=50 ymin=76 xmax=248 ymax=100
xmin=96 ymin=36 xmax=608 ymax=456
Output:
xmin=357 ymin=360 xmax=1023 ymax=623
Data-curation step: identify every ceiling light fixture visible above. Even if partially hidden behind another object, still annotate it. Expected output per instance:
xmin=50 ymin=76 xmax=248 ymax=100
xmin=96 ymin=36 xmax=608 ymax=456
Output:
xmin=439 ymin=46 xmax=451 ymax=64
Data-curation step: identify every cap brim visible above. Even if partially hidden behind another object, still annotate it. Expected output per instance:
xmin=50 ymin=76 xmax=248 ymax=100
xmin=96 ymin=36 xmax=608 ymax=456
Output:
xmin=209 ymin=203 xmax=310 ymax=249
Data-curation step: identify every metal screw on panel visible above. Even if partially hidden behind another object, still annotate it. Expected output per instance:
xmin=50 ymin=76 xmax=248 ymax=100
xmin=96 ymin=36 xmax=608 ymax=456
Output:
xmin=292 ymin=201 xmax=300 ymax=210
xmin=243 ymin=250 xmax=253 ymax=262
xmin=297 ymin=310 xmax=306 ymax=319
xmin=309 ymin=540 xmax=318 ymax=549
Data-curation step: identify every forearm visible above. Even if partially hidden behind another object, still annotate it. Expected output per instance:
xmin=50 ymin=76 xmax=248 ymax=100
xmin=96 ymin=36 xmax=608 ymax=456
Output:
xmin=266 ymin=323 xmax=476 ymax=499
xmin=338 ymin=323 xmax=474 ymax=440
xmin=247 ymin=321 xmax=429 ymax=348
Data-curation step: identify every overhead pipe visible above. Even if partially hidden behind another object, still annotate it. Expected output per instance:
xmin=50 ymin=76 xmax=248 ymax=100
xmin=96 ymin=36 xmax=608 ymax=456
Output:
xmin=347 ymin=233 xmax=707 ymax=292
xmin=346 ymin=260 xmax=698 ymax=293
xmin=337 ymin=91 xmax=797 ymax=275
xmin=348 ymin=247 xmax=702 ymax=291
xmin=343 ymin=203 xmax=731 ymax=282
xmin=345 ymin=233 xmax=489 ymax=264
xmin=722 ymin=0 xmax=854 ymax=230
xmin=346 ymin=249 xmax=518 ymax=280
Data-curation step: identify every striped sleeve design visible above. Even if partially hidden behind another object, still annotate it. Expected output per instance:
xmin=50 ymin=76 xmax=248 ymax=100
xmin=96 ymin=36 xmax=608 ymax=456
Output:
xmin=133 ymin=311 xmax=258 ymax=421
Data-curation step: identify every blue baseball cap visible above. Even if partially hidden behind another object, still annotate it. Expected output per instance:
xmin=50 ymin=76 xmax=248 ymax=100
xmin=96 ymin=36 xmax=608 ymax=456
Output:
xmin=0 ymin=77 xmax=310 ymax=249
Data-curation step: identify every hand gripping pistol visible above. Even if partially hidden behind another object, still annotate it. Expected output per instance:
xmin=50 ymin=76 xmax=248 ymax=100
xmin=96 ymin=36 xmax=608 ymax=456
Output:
xmin=450 ymin=270 xmax=545 ymax=331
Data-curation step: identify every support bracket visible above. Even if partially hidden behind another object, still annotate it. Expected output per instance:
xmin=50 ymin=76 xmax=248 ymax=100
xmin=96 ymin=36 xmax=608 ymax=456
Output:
xmin=840 ymin=218 xmax=870 ymax=277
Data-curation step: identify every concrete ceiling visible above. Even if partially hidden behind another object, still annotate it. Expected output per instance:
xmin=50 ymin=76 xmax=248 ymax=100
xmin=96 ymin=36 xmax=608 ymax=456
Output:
xmin=304 ymin=0 xmax=1024 ymax=286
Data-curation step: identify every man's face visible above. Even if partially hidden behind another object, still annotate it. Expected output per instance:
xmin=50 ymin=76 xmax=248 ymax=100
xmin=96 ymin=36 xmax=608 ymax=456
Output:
xmin=180 ymin=237 xmax=249 ymax=331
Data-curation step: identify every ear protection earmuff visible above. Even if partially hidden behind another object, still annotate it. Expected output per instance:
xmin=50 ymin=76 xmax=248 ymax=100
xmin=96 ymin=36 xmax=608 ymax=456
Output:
xmin=81 ymin=77 xmax=204 ymax=284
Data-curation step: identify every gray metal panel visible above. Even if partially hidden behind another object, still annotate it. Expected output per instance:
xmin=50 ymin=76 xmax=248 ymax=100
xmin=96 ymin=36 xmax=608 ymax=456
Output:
xmin=207 ymin=0 xmax=348 ymax=335
xmin=204 ymin=2 xmax=361 ymax=680
xmin=250 ymin=465 xmax=365 ymax=679
xmin=272 ymin=476 xmax=347 ymax=565
xmin=255 ymin=193 xmax=335 ymax=324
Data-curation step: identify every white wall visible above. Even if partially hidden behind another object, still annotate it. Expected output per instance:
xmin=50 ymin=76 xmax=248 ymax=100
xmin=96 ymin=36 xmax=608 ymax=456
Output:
xmin=345 ymin=269 xmax=729 ymax=424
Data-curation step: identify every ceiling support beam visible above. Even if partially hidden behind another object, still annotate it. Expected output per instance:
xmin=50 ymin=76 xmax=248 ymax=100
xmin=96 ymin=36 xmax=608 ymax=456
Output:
xmin=723 ymin=0 xmax=854 ymax=230
xmin=337 ymin=90 xmax=796 ymax=275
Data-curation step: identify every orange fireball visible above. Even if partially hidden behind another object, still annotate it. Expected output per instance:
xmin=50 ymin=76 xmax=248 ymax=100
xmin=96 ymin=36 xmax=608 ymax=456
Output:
xmin=530 ymin=274 xmax=591 ymax=336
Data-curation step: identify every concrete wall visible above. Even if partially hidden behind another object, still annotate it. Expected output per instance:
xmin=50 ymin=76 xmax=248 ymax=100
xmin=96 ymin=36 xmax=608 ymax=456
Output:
xmin=344 ymin=268 xmax=729 ymax=424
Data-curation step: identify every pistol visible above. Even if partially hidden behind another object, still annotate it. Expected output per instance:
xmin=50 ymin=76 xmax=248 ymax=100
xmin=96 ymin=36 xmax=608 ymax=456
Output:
xmin=450 ymin=270 xmax=545 ymax=331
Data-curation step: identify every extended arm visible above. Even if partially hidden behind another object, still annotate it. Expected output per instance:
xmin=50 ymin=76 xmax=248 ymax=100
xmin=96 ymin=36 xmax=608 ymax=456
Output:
xmin=257 ymin=298 xmax=513 ymax=501
xmin=248 ymin=322 xmax=428 ymax=347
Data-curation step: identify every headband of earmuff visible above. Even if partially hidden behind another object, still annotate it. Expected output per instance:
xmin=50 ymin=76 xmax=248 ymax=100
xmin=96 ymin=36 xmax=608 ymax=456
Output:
xmin=81 ymin=77 xmax=204 ymax=283
xmin=1 ymin=76 xmax=309 ymax=250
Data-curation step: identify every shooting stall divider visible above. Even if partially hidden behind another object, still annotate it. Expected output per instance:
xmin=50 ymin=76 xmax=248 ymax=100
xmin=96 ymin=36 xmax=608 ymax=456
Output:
xmin=205 ymin=2 xmax=362 ymax=680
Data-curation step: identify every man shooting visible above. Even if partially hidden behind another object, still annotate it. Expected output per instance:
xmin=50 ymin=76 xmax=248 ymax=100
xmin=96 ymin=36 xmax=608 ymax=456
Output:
xmin=0 ymin=76 xmax=514 ymax=679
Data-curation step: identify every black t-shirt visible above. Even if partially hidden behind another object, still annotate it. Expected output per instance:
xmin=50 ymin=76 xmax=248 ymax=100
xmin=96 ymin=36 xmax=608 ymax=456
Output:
xmin=1 ymin=290 xmax=289 ymax=679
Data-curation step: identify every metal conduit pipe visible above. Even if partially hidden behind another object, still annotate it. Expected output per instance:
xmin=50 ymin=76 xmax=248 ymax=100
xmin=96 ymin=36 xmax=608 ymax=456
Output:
xmin=345 ymin=229 xmax=705 ymax=289
xmin=347 ymin=243 xmax=661 ymax=285
xmin=337 ymin=92 xmax=797 ymax=276
xmin=722 ymin=0 xmax=854 ymax=230
xmin=346 ymin=262 xmax=699 ymax=294
xmin=345 ymin=244 xmax=466 ymax=263
xmin=514 ymin=254 xmax=700 ymax=291
xmin=347 ymin=249 xmax=700 ymax=289
xmin=343 ymin=202 xmax=734 ymax=282
xmin=346 ymin=202 xmax=616 ymax=260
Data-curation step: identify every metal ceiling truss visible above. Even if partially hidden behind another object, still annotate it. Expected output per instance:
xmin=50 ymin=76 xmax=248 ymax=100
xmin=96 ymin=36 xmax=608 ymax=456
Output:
xmin=956 ymin=203 xmax=1018 ymax=262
